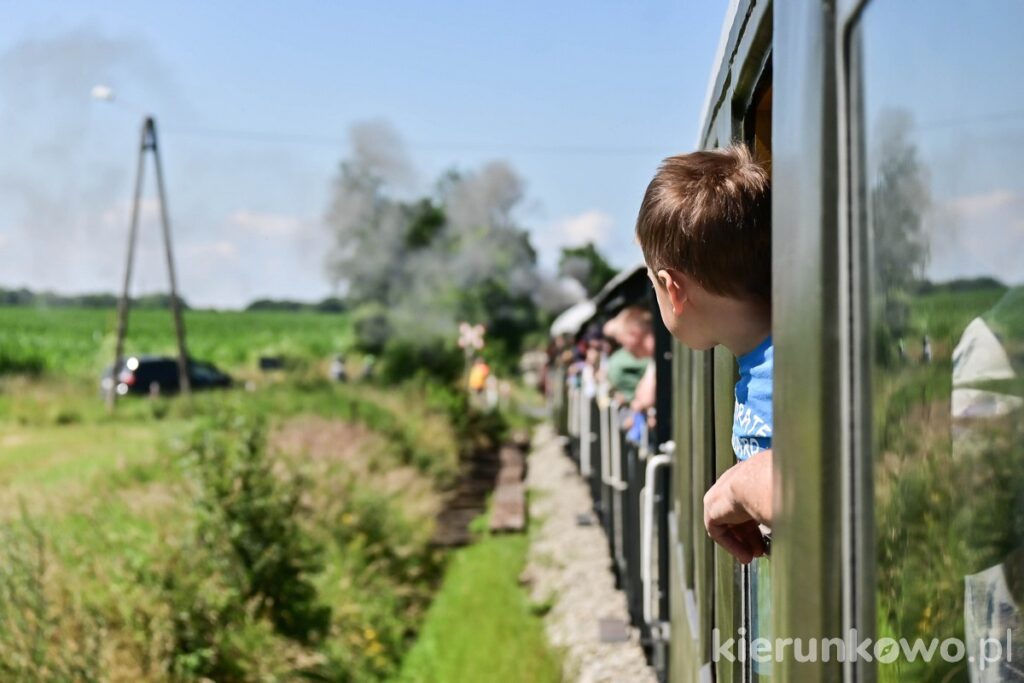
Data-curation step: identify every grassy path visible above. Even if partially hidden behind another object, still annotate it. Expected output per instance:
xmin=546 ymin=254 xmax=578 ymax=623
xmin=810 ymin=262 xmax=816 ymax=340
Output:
xmin=399 ymin=526 xmax=562 ymax=682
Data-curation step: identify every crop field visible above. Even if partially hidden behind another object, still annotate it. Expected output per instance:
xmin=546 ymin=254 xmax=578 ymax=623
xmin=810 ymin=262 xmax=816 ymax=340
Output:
xmin=0 ymin=306 xmax=352 ymax=378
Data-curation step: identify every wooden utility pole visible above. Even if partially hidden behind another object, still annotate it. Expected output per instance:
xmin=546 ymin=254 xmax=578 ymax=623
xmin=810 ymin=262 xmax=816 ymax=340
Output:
xmin=107 ymin=116 xmax=190 ymax=410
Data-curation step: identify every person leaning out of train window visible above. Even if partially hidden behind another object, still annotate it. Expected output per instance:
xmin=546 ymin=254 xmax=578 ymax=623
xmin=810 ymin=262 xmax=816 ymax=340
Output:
xmin=598 ymin=317 xmax=620 ymax=385
xmin=603 ymin=308 xmax=651 ymax=403
xmin=636 ymin=144 xmax=772 ymax=564
xmin=606 ymin=306 xmax=655 ymax=435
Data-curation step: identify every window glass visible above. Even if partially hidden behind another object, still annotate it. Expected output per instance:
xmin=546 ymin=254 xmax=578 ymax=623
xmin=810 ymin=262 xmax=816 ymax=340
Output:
xmin=858 ymin=2 xmax=1024 ymax=680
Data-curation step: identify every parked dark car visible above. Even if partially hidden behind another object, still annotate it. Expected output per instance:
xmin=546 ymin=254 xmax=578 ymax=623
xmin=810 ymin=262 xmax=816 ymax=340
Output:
xmin=100 ymin=355 xmax=232 ymax=397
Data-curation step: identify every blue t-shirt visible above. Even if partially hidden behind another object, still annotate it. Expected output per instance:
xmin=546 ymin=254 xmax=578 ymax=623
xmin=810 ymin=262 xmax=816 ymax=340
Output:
xmin=732 ymin=336 xmax=773 ymax=461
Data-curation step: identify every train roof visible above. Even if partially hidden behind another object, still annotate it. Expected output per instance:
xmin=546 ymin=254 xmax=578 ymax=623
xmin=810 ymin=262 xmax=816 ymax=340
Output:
xmin=698 ymin=0 xmax=741 ymax=145
xmin=592 ymin=264 xmax=649 ymax=316
xmin=549 ymin=299 xmax=597 ymax=337
xmin=548 ymin=264 xmax=649 ymax=339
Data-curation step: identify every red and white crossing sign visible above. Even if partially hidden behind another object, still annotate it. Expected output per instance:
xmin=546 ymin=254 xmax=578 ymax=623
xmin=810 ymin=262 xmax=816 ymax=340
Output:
xmin=458 ymin=322 xmax=486 ymax=350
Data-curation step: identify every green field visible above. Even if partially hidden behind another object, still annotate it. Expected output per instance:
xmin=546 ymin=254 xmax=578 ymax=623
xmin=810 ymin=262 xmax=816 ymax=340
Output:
xmin=0 ymin=305 xmax=558 ymax=682
xmin=0 ymin=306 xmax=352 ymax=378
xmin=0 ymin=375 xmax=460 ymax=680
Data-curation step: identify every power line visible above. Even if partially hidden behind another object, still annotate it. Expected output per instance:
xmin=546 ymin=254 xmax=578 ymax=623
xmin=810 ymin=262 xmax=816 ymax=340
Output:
xmin=916 ymin=107 xmax=1024 ymax=132
xmin=161 ymin=125 xmax=666 ymax=157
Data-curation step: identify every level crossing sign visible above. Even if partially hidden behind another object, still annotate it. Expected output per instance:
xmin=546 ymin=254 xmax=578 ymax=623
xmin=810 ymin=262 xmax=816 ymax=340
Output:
xmin=458 ymin=322 xmax=486 ymax=350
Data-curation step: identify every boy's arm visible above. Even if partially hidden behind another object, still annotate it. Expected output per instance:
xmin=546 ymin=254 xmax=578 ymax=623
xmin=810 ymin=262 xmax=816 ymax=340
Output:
xmin=703 ymin=449 xmax=773 ymax=563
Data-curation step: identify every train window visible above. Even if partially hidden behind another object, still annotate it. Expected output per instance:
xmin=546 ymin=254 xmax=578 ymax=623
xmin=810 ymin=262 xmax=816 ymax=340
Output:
xmin=855 ymin=1 xmax=1024 ymax=680
xmin=745 ymin=69 xmax=772 ymax=167
xmin=744 ymin=66 xmax=773 ymax=683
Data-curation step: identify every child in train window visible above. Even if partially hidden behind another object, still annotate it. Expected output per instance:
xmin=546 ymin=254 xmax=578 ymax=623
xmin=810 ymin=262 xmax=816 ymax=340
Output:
xmin=604 ymin=306 xmax=656 ymax=439
xmin=635 ymin=144 xmax=773 ymax=564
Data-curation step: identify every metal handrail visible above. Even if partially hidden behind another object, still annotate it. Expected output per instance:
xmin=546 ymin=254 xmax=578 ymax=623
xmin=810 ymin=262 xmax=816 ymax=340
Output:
xmin=641 ymin=441 xmax=675 ymax=627
xmin=579 ymin=391 xmax=592 ymax=476
xmin=608 ymin=403 xmax=629 ymax=491
xmin=598 ymin=392 xmax=612 ymax=486
xmin=567 ymin=386 xmax=578 ymax=437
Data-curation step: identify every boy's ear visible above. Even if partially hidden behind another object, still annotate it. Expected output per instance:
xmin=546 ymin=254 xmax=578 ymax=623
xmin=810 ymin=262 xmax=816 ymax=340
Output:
xmin=656 ymin=268 xmax=688 ymax=315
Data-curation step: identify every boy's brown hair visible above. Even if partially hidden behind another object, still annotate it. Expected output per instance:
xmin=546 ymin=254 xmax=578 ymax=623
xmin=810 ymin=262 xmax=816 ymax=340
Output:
xmin=636 ymin=144 xmax=771 ymax=303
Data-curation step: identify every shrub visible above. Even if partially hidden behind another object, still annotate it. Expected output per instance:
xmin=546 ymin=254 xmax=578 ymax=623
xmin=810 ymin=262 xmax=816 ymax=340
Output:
xmin=377 ymin=339 xmax=463 ymax=386
xmin=156 ymin=542 xmax=300 ymax=680
xmin=351 ymin=304 xmax=391 ymax=356
xmin=183 ymin=409 xmax=331 ymax=644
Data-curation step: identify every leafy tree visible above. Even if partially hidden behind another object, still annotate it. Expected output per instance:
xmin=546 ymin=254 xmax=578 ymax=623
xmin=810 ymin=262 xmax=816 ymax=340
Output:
xmin=324 ymin=126 xmax=546 ymax=378
xmin=245 ymin=298 xmax=306 ymax=312
xmin=0 ymin=287 xmax=188 ymax=310
xmin=403 ymin=199 xmax=446 ymax=249
xmin=558 ymin=242 xmax=617 ymax=296
xmin=872 ymin=110 xmax=930 ymax=295
xmin=870 ymin=108 xmax=931 ymax=357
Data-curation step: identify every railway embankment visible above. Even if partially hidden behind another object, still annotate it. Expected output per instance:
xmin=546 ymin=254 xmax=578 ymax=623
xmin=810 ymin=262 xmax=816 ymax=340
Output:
xmin=523 ymin=424 xmax=656 ymax=683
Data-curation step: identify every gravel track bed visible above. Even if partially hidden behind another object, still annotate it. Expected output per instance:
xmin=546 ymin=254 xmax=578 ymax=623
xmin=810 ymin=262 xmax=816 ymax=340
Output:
xmin=525 ymin=424 xmax=657 ymax=683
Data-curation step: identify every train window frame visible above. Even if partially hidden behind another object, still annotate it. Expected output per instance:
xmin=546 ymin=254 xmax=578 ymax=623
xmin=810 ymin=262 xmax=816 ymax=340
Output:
xmin=743 ymin=64 xmax=774 ymax=683
xmin=695 ymin=2 xmax=777 ymax=680
xmin=698 ymin=2 xmax=774 ymax=679
xmin=838 ymin=3 xmax=873 ymax=683
xmin=772 ymin=1 xmax=847 ymax=680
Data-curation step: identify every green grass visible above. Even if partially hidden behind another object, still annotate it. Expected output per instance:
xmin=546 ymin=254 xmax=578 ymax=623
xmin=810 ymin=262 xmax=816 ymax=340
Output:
xmin=0 ymin=422 xmax=177 ymax=488
xmin=399 ymin=528 xmax=562 ymax=683
xmin=0 ymin=373 xmax=471 ymax=679
xmin=0 ymin=305 xmax=557 ymax=680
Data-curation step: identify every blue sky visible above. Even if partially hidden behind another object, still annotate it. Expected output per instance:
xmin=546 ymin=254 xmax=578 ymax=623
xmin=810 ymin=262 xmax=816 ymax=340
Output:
xmin=0 ymin=1 xmax=727 ymax=308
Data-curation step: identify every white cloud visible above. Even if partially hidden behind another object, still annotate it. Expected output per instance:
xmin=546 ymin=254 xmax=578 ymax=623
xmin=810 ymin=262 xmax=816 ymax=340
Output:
xmin=531 ymin=208 xmax=618 ymax=268
xmin=229 ymin=209 xmax=305 ymax=237
xmin=946 ymin=189 xmax=1018 ymax=218
xmin=552 ymin=209 xmax=614 ymax=245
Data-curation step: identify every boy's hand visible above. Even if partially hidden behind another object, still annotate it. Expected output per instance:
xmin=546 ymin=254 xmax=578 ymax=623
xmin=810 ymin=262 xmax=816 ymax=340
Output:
xmin=703 ymin=450 xmax=772 ymax=564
